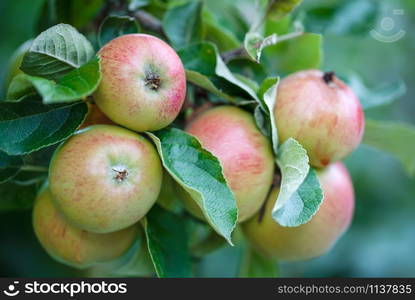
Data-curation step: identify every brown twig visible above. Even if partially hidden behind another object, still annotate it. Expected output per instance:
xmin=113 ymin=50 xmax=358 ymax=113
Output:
xmin=133 ymin=10 xmax=164 ymax=36
xmin=221 ymin=48 xmax=249 ymax=63
xmin=257 ymin=170 xmax=281 ymax=223
xmin=91 ymin=0 xmax=125 ymax=32
xmin=221 ymin=28 xmax=304 ymax=63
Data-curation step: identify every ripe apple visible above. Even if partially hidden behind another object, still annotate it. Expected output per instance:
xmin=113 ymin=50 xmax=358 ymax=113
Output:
xmin=184 ymin=106 xmax=275 ymax=222
xmin=242 ymin=162 xmax=355 ymax=261
xmin=274 ymin=70 xmax=364 ymax=168
xmin=49 ymin=125 xmax=162 ymax=233
xmin=94 ymin=34 xmax=186 ymax=132
xmin=33 ymin=186 xmax=139 ymax=269
xmin=80 ymin=102 xmax=114 ymax=129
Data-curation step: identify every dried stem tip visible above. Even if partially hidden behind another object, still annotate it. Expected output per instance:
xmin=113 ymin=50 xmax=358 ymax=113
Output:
xmin=323 ymin=71 xmax=336 ymax=84
xmin=113 ymin=168 xmax=128 ymax=182
xmin=145 ymin=72 xmax=161 ymax=90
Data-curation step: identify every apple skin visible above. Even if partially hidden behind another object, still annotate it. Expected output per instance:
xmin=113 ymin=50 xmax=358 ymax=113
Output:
xmin=80 ymin=103 xmax=114 ymax=129
xmin=184 ymin=106 xmax=275 ymax=222
xmin=94 ymin=34 xmax=186 ymax=132
xmin=49 ymin=125 xmax=162 ymax=233
xmin=33 ymin=186 xmax=139 ymax=269
xmin=242 ymin=162 xmax=355 ymax=261
xmin=274 ymin=70 xmax=365 ymax=168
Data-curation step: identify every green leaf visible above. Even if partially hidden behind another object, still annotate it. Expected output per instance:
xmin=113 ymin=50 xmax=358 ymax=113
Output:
xmin=244 ymin=25 xmax=304 ymax=63
xmin=265 ymin=15 xmax=292 ymax=36
xmin=239 ymin=245 xmax=278 ymax=278
xmin=147 ymin=128 xmax=237 ymax=244
xmin=6 ymin=75 xmax=36 ymax=101
xmin=345 ymin=74 xmax=406 ymax=110
xmin=363 ymin=120 xmax=415 ymax=176
xmin=5 ymin=40 xmax=32 ymax=89
xmin=179 ymin=42 xmax=259 ymax=103
xmin=234 ymin=74 xmax=259 ymax=93
xmin=263 ymin=33 xmax=322 ymax=74
xmin=304 ymin=0 xmax=379 ymax=35
xmin=8 ymin=58 xmax=101 ymax=104
xmin=89 ymin=232 xmax=155 ymax=277
xmin=273 ymin=138 xmax=323 ymax=226
xmin=253 ymin=77 xmax=279 ymax=152
xmin=254 ymin=106 xmax=271 ymax=138
xmin=243 ymin=0 xmax=302 ymax=62
xmin=98 ymin=16 xmax=141 ymax=47
xmin=179 ymin=43 xmax=217 ymax=75
xmin=156 ymin=172 xmax=184 ymax=214
xmin=274 ymin=169 xmax=323 ymax=226
xmin=274 ymin=138 xmax=309 ymax=212
xmin=190 ymin=231 xmax=226 ymax=257
xmin=0 ymin=96 xmax=88 ymax=155
xmin=10 ymin=170 xmax=48 ymax=186
xmin=38 ymin=0 xmax=104 ymax=31
xmin=0 ymin=151 xmax=23 ymax=184
xmin=109 ymin=239 xmax=155 ymax=277
xmin=204 ymin=0 xmax=249 ymax=41
xmin=202 ymin=10 xmax=240 ymax=51
xmin=69 ymin=0 xmax=104 ymax=29
xmin=185 ymin=71 xmax=236 ymax=103
xmin=244 ymin=0 xmax=294 ymax=62
xmin=143 ymin=205 xmax=192 ymax=278
xmin=244 ymin=32 xmax=270 ymax=62
xmin=163 ymin=1 xmax=204 ymax=49
xmin=215 ymin=49 xmax=259 ymax=101
xmin=260 ymin=77 xmax=279 ymax=154
xmin=227 ymin=58 xmax=268 ymax=84
xmin=268 ymin=0 xmax=303 ymax=21
xmin=257 ymin=77 xmax=275 ymax=102
xmin=0 ymin=181 xmax=38 ymax=211
xmin=128 ymin=0 xmax=150 ymax=10
xmin=189 ymin=222 xmax=226 ymax=257
xmin=21 ymin=24 xmax=95 ymax=80
xmin=22 ymin=145 xmax=57 ymax=168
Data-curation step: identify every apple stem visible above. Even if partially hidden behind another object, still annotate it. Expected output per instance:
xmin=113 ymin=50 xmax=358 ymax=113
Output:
xmin=144 ymin=72 xmax=161 ymax=91
xmin=112 ymin=168 xmax=128 ymax=182
xmin=257 ymin=172 xmax=281 ymax=223
xmin=323 ymin=71 xmax=336 ymax=84
xmin=20 ymin=165 xmax=49 ymax=172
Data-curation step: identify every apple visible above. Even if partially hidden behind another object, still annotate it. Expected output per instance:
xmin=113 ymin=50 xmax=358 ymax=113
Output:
xmin=33 ymin=186 xmax=139 ymax=269
xmin=94 ymin=34 xmax=186 ymax=132
xmin=274 ymin=70 xmax=365 ymax=168
xmin=242 ymin=162 xmax=355 ymax=261
xmin=184 ymin=106 xmax=275 ymax=222
xmin=49 ymin=125 xmax=162 ymax=233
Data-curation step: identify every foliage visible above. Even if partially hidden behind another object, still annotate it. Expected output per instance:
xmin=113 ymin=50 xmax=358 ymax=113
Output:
xmin=273 ymin=138 xmax=323 ymax=227
xmin=0 ymin=0 xmax=413 ymax=278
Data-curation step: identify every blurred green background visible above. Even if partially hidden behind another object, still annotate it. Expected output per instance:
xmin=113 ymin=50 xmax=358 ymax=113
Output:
xmin=0 ymin=0 xmax=414 ymax=277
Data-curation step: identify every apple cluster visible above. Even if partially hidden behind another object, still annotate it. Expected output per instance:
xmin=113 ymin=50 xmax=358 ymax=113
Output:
xmin=183 ymin=70 xmax=364 ymax=261
xmin=242 ymin=70 xmax=364 ymax=261
xmin=33 ymin=34 xmax=185 ymax=268
xmin=33 ymin=34 xmax=365 ymax=268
